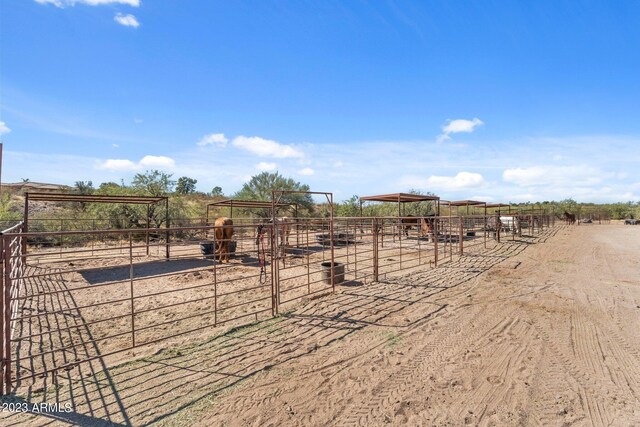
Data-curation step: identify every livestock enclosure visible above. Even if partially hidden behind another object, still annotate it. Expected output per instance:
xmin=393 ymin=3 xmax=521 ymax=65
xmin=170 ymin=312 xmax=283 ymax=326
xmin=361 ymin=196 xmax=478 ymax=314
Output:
xmin=1 ymin=211 xmax=554 ymax=395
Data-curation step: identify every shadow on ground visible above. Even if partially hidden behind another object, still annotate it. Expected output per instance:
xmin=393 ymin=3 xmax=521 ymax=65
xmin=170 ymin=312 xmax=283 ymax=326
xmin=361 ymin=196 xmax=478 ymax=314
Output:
xmin=0 ymin=228 xmax=559 ymax=426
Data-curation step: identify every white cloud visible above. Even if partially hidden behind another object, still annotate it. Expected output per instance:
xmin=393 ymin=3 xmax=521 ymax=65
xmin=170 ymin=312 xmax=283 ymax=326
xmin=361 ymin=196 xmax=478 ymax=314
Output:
xmin=399 ymin=171 xmax=486 ymax=191
xmin=197 ymin=133 xmax=228 ymax=147
xmin=0 ymin=121 xmax=11 ymax=135
xmin=114 ymin=13 xmax=140 ymax=28
xmin=232 ymin=136 xmax=304 ymax=158
xmin=96 ymin=159 xmax=138 ymax=171
xmin=112 ymin=144 xmax=119 ymax=148
xmin=96 ymin=155 xmax=175 ymax=171
xmin=35 ymin=0 xmax=140 ymax=7
xmin=502 ymin=165 xmax=604 ymax=187
xmin=437 ymin=118 xmax=484 ymax=143
xmin=427 ymin=172 xmax=485 ymax=190
xmin=333 ymin=160 xmax=343 ymax=168
xmin=134 ymin=118 xmax=143 ymax=124
xmin=502 ymin=166 xmax=546 ymax=186
xmin=299 ymin=167 xmax=314 ymax=176
xmin=256 ymin=162 xmax=277 ymax=171
xmin=139 ymin=155 xmax=175 ymax=168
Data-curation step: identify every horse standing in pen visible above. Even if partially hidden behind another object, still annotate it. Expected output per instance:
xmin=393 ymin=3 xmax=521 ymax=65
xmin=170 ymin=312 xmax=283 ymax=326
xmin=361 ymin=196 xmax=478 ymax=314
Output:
xmin=213 ymin=217 xmax=234 ymax=263
xmin=563 ymin=211 xmax=577 ymax=225
xmin=401 ymin=215 xmax=436 ymax=240
xmin=487 ymin=216 xmax=502 ymax=240
xmin=255 ymin=217 xmax=291 ymax=270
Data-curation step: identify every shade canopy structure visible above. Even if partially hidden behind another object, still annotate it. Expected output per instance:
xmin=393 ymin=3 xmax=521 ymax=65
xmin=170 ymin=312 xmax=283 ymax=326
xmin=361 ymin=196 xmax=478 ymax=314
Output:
xmin=25 ymin=192 xmax=167 ymax=204
xmin=206 ymin=199 xmax=298 ymax=221
xmin=23 ymin=192 xmax=171 ymax=258
xmin=440 ymin=200 xmax=487 ymax=216
xmin=485 ymin=203 xmax=513 ymax=214
xmin=440 ymin=200 xmax=486 ymax=207
xmin=359 ymin=192 xmax=440 ymax=217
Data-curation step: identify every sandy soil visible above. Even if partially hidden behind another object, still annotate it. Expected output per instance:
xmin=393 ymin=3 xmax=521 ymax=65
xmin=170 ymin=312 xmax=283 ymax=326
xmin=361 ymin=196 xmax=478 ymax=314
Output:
xmin=11 ymin=222 xmax=464 ymax=383
xmin=2 ymin=224 xmax=639 ymax=426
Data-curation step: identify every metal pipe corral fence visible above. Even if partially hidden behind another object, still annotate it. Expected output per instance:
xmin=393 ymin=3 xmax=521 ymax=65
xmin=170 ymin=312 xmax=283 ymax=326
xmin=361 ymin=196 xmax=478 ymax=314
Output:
xmin=0 ymin=213 xmax=554 ymax=394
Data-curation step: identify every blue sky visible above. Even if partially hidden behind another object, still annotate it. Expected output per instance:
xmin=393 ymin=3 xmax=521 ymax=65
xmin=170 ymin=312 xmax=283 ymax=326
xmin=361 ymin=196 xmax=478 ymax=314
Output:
xmin=1 ymin=0 xmax=639 ymax=203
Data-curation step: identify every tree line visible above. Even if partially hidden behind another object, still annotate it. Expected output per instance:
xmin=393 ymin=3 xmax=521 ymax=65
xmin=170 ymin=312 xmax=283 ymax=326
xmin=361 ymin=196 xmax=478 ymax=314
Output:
xmin=2 ymin=170 xmax=639 ymax=234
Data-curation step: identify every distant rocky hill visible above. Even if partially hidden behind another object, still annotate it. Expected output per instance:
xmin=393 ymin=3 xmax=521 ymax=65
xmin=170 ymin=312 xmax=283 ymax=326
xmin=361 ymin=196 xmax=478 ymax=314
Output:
xmin=1 ymin=181 xmax=71 ymax=195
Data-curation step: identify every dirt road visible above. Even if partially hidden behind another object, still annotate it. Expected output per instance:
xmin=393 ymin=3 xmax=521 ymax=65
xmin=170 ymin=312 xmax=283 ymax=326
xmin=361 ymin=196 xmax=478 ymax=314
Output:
xmin=192 ymin=224 xmax=640 ymax=426
xmin=3 ymin=224 xmax=639 ymax=426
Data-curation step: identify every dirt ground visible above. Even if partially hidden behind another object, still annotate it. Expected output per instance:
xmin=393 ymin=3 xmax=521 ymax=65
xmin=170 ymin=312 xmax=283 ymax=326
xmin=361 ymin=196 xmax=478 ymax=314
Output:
xmin=2 ymin=224 xmax=639 ymax=426
xmin=11 ymin=226 xmax=443 ymax=383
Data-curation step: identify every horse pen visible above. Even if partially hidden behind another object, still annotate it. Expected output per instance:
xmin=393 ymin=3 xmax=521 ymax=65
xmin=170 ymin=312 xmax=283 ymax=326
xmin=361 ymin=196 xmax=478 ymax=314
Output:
xmin=1 ymin=192 xmax=551 ymax=390
xmin=6 ymin=193 xmax=639 ymax=426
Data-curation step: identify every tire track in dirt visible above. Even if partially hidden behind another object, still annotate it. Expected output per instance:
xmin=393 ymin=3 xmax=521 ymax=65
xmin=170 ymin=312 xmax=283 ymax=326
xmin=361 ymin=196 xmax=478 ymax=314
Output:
xmin=574 ymin=300 xmax=640 ymax=404
xmin=202 ymin=236 xmax=541 ymax=425
xmin=190 ymin=225 xmax=639 ymax=427
xmin=533 ymin=317 xmax=640 ymax=427
xmin=242 ymin=234 xmax=548 ymax=422
xmin=429 ymin=317 xmax=539 ymax=425
xmin=527 ymin=226 xmax=640 ymax=426
xmin=332 ymin=235 xmax=545 ymax=426
xmin=159 ymin=229 xmax=556 ymax=424
xmin=526 ymin=341 xmax=586 ymax=427
xmin=212 ymin=281 xmax=465 ymax=422
xmin=566 ymin=232 xmax=640 ymax=405
xmin=176 ymin=229 xmax=561 ymax=425
xmin=211 ymin=236 xmax=543 ymax=415
xmin=334 ymin=305 xmax=509 ymax=426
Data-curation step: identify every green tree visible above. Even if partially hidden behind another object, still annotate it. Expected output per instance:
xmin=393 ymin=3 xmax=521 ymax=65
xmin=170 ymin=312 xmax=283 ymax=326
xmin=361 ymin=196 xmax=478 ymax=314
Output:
xmin=74 ymin=181 xmax=94 ymax=195
xmin=558 ymin=198 xmax=578 ymax=215
xmin=233 ymin=171 xmax=314 ymax=217
xmin=403 ymin=189 xmax=437 ymax=216
xmin=0 ymin=194 xmax=21 ymax=225
xmin=98 ymin=182 xmax=122 ymax=192
xmin=210 ymin=186 xmax=223 ymax=197
xmin=91 ymin=178 xmax=178 ymax=229
xmin=131 ymin=170 xmax=176 ymax=196
xmin=73 ymin=181 xmax=94 ymax=212
xmin=336 ymin=195 xmax=360 ymax=217
xmin=175 ymin=176 xmax=198 ymax=194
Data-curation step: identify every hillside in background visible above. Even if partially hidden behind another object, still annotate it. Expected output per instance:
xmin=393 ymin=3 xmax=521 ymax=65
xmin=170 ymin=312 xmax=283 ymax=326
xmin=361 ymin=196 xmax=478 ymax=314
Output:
xmin=1 ymin=175 xmax=639 ymax=233
xmin=1 ymin=181 xmax=71 ymax=194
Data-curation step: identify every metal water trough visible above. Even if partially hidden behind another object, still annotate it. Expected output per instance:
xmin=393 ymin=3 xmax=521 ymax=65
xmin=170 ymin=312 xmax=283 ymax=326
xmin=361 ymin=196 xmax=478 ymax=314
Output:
xmin=200 ymin=240 xmax=237 ymax=258
xmin=315 ymin=233 xmax=356 ymax=246
xmin=320 ymin=261 xmax=345 ymax=284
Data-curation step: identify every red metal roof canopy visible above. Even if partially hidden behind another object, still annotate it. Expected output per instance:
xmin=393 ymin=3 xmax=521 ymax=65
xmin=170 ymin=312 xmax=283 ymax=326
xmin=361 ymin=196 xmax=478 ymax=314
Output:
xmin=206 ymin=199 xmax=296 ymax=209
xmin=26 ymin=192 xmax=167 ymax=205
xmin=359 ymin=193 xmax=440 ymax=203
xmin=440 ymin=200 xmax=486 ymax=207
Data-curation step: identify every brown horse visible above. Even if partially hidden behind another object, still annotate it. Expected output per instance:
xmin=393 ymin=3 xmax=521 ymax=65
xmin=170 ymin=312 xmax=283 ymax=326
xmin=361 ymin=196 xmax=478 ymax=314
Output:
xmin=563 ymin=211 xmax=576 ymax=225
xmin=256 ymin=217 xmax=291 ymax=247
xmin=401 ymin=215 xmax=436 ymax=238
xmin=214 ymin=217 xmax=234 ymax=263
